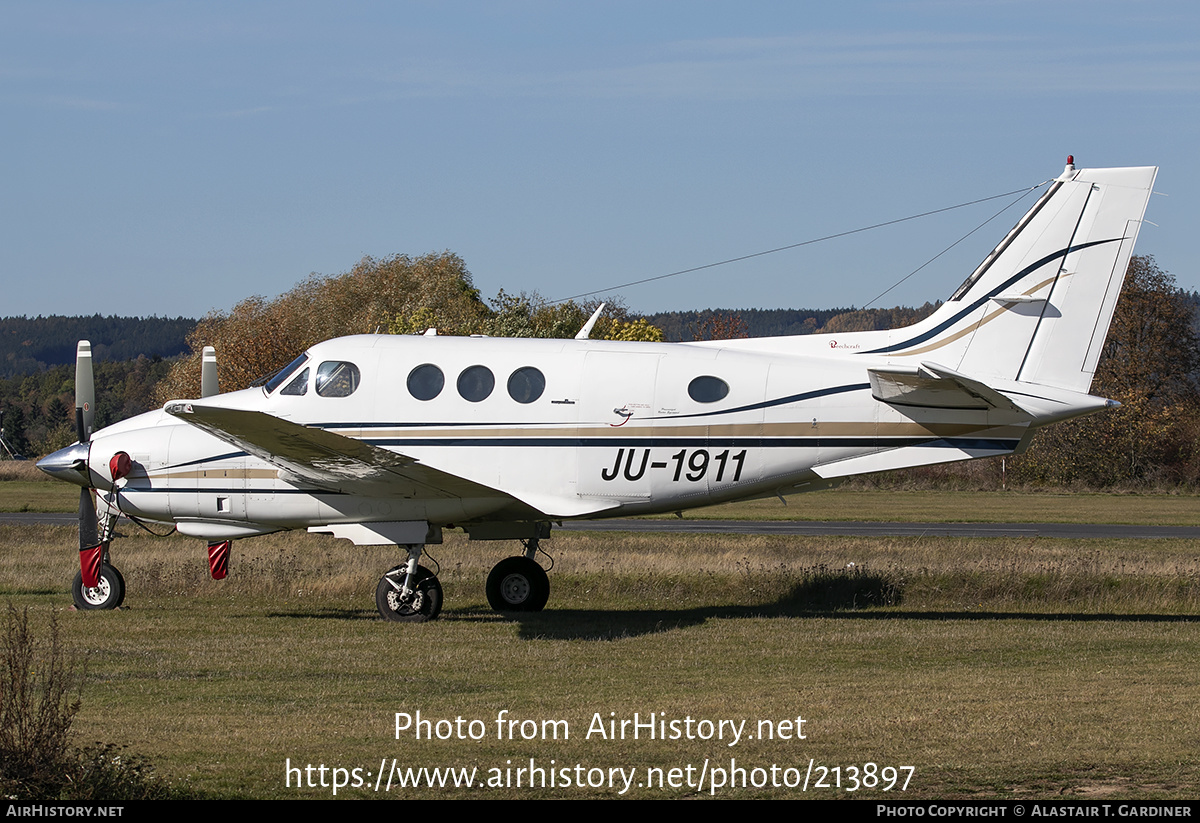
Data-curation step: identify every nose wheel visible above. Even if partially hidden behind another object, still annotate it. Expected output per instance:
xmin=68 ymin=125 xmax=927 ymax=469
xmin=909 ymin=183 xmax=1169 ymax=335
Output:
xmin=486 ymin=556 xmax=549 ymax=612
xmin=375 ymin=564 xmax=443 ymax=622
xmin=72 ymin=563 xmax=125 ymax=610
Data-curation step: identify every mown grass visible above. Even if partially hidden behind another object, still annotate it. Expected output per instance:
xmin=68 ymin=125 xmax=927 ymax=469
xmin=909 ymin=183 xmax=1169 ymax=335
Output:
xmin=2 ymin=525 xmax=1199 ymax=799
xmin=0 ymin=482 xmax=78 ymax=513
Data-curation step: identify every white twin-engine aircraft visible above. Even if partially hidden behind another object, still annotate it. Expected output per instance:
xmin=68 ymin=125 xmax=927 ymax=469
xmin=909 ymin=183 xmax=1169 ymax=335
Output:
xmin=38 ymin=159 xmax=1157 ymax=622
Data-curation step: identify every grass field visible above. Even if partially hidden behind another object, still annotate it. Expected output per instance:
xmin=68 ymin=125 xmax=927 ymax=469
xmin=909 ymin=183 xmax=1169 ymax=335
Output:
xmin=2 ymin=521 xmax=1198 ymax=799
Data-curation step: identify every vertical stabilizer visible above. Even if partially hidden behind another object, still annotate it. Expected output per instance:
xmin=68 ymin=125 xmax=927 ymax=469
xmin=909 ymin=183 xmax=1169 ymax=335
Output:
xmin=869 ymin=161 xmax=1157 ymax=394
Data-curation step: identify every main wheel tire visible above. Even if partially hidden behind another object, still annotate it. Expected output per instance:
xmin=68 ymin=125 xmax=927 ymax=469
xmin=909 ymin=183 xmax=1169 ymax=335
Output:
xmin=375 ymin=565 xmax=443 ymax=623
xmin=72 ymin=563 xmax=125 ymax=610
xmin=109 ymin=565 xmax=126 ymax=608
xmin=486 ymin=556 xmax=549 ymax=612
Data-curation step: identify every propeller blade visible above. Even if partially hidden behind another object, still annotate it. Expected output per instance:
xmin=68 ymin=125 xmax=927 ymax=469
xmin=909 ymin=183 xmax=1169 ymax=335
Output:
xmin=75 ymin=341 xmax=95 ymax=443
xmin=200 ymin=346 xmax=220 ymax=398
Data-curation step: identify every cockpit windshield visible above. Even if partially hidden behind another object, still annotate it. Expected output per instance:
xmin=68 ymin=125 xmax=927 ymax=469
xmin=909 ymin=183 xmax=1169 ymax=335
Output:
xmin=258 ymin=353 xmax=309 ymax=393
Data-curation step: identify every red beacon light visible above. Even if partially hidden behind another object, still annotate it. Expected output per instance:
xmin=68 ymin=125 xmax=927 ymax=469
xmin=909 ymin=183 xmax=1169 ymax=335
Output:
xmin=110 ymin=451 xmax=132 ymax=482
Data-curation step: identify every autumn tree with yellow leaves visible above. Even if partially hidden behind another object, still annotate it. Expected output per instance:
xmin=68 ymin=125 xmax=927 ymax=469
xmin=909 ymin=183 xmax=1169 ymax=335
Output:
xmin=156 ymin=253 xmax=663 ymax=402
xmin=1011 ymin=255 xmax=1200 ymax=486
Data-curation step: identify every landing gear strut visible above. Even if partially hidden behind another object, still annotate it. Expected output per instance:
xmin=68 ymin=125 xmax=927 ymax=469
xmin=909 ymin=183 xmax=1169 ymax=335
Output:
xmin=486 ymin=539 xmax=549 ymax=612
xmin=375 ymin=544 xmax=443 ymax=622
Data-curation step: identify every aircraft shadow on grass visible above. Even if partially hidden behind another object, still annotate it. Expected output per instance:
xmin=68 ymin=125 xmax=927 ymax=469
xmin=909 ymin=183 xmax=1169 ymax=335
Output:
xmin=493 ymin=604 xmax=1199 ymax=642
xmin=265 ymin=571 xmax=1197 ymax=643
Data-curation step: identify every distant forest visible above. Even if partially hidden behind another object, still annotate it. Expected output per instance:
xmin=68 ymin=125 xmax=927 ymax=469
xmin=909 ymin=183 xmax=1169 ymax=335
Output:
xmin=0 ymin=316 xmax=194 ymax=379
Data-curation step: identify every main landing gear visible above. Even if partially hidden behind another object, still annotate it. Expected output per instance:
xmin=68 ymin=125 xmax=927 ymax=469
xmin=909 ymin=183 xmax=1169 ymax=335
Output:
xmin=372 ymin=537 xmax=552 ymax=622
xmin=486 ymin=538 xmax=550 ymax=613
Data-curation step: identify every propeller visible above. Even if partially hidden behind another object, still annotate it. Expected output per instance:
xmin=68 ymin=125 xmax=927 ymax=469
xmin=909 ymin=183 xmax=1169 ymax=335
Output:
xmin=35 ymin=340 xmax=144 ymax=606
xmin=39 ymin=340 xmax=217 ymax=601
xmin=73 ymin=341 xmax=103 ymax=588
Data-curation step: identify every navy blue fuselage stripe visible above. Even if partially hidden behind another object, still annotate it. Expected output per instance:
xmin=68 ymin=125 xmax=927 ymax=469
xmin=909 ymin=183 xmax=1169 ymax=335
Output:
xmin=123 ymin=487 xmax=344 ymax=495
xmin=167 ymin=451 xmax=247 ymax=469
xmin=863 ymin=237 xmax=1120 ymax=355
xmin=311 ymin=383 xmax=873 ymax=433
xmin=158 ymin=437 xmax=1021 ymax=465
xmin=650 ymin=382 xmax=871 ymax=419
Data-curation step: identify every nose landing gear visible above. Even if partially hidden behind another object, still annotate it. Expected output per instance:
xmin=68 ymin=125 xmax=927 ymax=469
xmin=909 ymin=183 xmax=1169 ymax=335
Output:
xmin=375 ymin=544 xmax=443 ymax=622
xmin=72 ymin=559 xmax=125 ymax=610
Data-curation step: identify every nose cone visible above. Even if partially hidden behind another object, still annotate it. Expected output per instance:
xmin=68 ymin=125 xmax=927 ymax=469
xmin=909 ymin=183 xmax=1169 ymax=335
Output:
xmin=36 ymin=442 xmax=92 ymax=487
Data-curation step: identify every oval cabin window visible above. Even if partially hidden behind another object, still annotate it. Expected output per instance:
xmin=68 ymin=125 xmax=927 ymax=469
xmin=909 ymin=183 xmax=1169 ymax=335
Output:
xmin=507 ymin=366 xmax=545 ymax=404
xmin=688 ymin=375 xmax=729 ymax=403
xmin=407 ymin=364 xmax=445 ymax=401
xmin=457 ymin=365 xmax=495 ymax=402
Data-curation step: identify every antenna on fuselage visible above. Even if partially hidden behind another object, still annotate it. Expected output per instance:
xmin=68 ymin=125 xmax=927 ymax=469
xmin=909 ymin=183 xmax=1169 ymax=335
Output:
xmin=575 ymin=303 xmax=606 ymax=340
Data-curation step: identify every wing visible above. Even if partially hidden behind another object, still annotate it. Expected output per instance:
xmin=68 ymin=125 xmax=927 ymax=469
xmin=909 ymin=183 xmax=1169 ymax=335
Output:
xmin=164 ymin=401 xmax=505 ymax=501
xmin=163 ymin=402 xmax=620 ymax=519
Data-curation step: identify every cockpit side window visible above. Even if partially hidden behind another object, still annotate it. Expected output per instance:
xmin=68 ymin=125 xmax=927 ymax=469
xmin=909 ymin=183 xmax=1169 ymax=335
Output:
xmin=280 ymin=368 xmax=309 ymax=396
xmin=264 ymin=354 xmax=309 ymax=393
xmin=315 ymin=361 xmax=361 ymax=398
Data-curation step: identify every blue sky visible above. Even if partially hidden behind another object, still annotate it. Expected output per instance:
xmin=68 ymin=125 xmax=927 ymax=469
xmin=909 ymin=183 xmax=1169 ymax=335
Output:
xmin=3 ymin=1 xmax=1198 ymax=319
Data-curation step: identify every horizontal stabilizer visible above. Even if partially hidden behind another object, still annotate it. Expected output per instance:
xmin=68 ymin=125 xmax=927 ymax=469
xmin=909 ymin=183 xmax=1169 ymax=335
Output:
xmin=812 ymin=437 xmax=1020 ymax=479
xmin=868 ymin=362 xmax=1028 ymax=414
